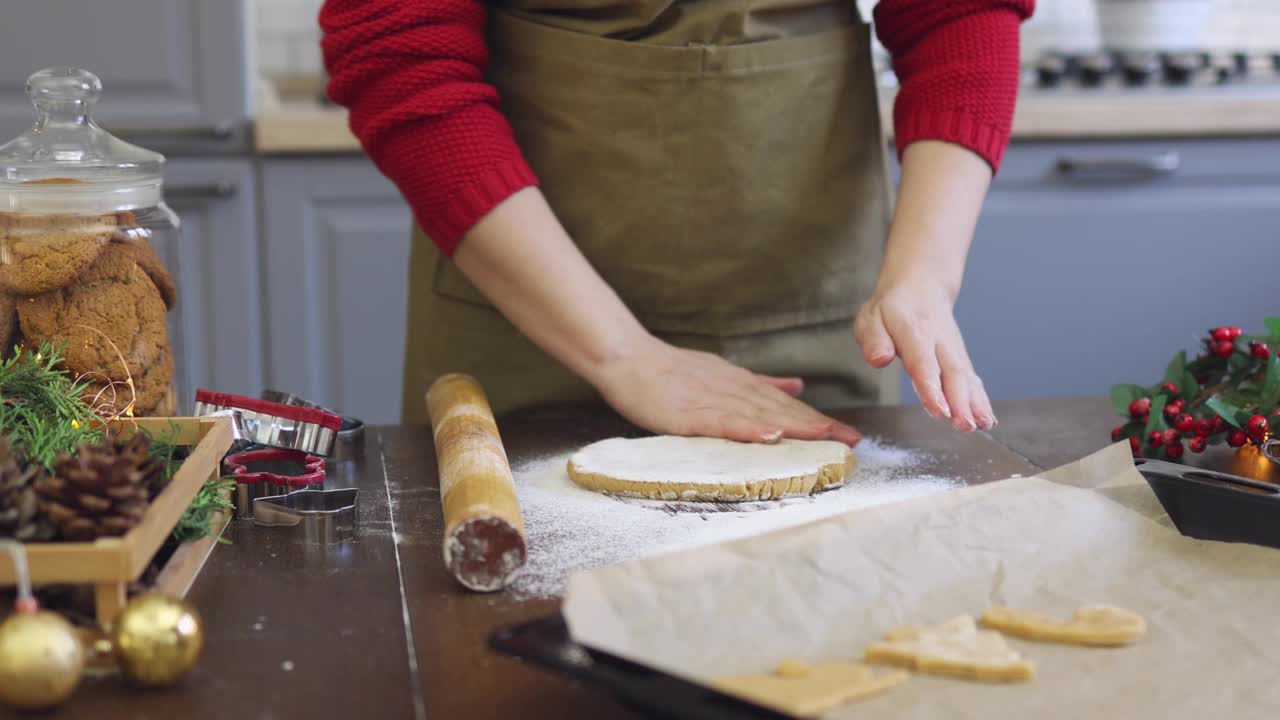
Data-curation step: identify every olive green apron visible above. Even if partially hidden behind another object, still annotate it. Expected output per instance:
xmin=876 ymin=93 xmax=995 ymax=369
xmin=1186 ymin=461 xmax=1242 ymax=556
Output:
xmin=400 ymin=0 xmax=893 ymax=422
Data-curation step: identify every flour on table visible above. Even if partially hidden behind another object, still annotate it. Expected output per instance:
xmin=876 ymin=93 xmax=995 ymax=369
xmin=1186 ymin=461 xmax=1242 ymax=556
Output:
xmin=511 ymin=437 xmax=961 ymax=598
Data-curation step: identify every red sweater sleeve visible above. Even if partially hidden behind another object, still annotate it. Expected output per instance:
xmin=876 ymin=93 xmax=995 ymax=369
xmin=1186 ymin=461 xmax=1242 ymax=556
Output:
xmin=320 ymin=0 xmax=1033 ymax=256
xmin=873 ymin=0 xmax=1035 ymax=171
xmin=320 ymin=0 xmax=537 ymax=256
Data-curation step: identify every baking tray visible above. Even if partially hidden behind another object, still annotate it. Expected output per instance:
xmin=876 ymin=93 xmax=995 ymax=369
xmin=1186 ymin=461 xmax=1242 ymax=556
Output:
xmin=1132 ymin=458 xmax=1280 ymax=549
xmin=490 ymin=614 xmax=789 ymax=719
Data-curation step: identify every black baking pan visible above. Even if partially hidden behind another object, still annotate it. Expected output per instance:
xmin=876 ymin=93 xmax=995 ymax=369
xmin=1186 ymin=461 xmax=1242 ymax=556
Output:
xmin=489 ymin=614 xmax=790 ymax=719
xmin=1132 ymin=458 xmax=1280 ymax=549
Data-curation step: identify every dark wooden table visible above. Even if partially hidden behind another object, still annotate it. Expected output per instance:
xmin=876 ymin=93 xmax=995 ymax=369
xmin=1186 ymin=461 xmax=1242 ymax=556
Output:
xmin=53 ymin=397 xmax=1277 ymax=719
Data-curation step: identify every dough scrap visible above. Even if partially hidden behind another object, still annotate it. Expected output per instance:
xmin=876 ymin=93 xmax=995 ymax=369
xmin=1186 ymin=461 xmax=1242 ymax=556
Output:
xmin=980 ymin=604 xmax=1146 ymax=647
xmin=567 ymin=435 xmax=855 ymax=501
xmin=713 ymin=661 xmax=908 ymax=717
xmin=864 ymin=615 xmax=1034 ymax=683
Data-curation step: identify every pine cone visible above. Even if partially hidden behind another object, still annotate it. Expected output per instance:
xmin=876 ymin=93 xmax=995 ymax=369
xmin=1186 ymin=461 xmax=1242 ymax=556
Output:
xmin=0 ymin=436 xmax=55 ymax=541
xmin=35 ymin=433 xmax=167 ymax=541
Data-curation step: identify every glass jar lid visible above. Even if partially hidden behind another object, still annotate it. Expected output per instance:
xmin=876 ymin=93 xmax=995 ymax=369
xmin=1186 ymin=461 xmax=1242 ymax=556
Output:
xmin=0 ymin=67 xmax=165 ymax=213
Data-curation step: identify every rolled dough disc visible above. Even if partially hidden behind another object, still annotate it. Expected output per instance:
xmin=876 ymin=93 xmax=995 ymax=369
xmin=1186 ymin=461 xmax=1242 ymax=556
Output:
xmin=566 ymin=436 xmax=856 ymax=502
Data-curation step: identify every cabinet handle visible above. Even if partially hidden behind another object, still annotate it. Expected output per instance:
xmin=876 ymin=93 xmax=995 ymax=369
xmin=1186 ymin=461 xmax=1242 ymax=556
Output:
xmin=1054 ymin=151 xmax=1180 ymax=181
xmin=165 ymin=181 xmax=237 ymax=201
xmin=108 ymin=122 xmax=238 ymax=141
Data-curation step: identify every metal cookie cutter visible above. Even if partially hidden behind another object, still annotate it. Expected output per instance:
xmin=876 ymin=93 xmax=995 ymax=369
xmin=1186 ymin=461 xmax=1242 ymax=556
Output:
xmin=223 ymin=448 xmax=327 ymax=519
xmin=195 ymin=389 xmax=341 ymax=456
xmin=261 ymin=389 xmax=365 ymax=462
xmin=253 ymin=488 xmax=359 ymax=544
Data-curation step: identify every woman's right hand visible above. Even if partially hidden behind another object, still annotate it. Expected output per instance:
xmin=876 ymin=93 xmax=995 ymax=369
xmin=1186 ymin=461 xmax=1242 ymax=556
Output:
xmin=455 ymin=189 xmax=859 ymax=446
xmin=586 ymin=334 xmax=862 ymax=445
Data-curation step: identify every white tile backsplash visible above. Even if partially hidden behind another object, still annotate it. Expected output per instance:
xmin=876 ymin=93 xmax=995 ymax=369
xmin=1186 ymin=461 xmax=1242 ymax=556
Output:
xmin=256 ymin=0 xmax=325 ymax=76
xmin=258 ymin=0 xmax=1279 ymax=77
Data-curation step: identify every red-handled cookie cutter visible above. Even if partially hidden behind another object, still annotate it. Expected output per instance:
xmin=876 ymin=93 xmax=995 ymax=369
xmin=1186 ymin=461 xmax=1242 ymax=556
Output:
xmin=223 ymin=447 xmax=327 ymax=519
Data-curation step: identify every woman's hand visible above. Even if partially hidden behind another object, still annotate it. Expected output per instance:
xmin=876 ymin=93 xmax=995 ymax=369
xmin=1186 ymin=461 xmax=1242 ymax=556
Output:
xmin=456 ymin=188 xmax=860 ymax=445
xmin=587 ymin=334 xmax=862 ymax=445
xmin=855 ymin=277 xmax=994 ymax=431
xmin=858 ymin=140 xmax=998 ymax=432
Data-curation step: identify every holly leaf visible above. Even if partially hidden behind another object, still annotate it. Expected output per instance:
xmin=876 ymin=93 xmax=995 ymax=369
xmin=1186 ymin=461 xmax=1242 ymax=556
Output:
xmin=1206 ymin=396 xmax=1248 ymax=431
xmin=1265 ymin=316 xmax=1280 ymax=338
xmin=1144 ymin=395 xmax=1168 ymax=436
xmin=1258 ymin=352 xmax=1280 ymax=412
xmin=1163 ymin=351 xmax=1187 ymax=385
xmin=1228 ymin=351 xmax=1250 ymax=373
xmin=1110 ymin=384 xmax=1147 ymax=417
xmin=1180 ymin=371 xmax=1199 ymax=403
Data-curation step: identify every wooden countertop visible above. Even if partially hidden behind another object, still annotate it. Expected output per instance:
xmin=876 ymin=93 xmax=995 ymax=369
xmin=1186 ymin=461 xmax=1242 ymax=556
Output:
xmin=254 ymin=90 xmax=1280 ymax=154
xmin=51 ymin=397 xmax=1277 ymax=718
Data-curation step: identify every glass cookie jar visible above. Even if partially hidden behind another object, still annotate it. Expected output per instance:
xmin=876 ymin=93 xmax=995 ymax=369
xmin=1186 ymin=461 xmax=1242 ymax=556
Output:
xmin=0 ymin=67 xmax=179 ymax=417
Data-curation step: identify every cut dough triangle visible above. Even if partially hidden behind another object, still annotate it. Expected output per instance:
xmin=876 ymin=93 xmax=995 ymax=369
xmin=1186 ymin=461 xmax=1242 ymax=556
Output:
xmin=713 ymin=660 xmax=908 ymax=717
xmin=864 ymin=615 xmax=1035 ymax=683
xmin=980 ymin=604 xmax=1146 ymax=646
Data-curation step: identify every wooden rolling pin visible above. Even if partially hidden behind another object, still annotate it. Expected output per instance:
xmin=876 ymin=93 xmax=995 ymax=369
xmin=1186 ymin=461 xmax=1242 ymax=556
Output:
xmin=427 ymin=373 xmax=527 ymax=592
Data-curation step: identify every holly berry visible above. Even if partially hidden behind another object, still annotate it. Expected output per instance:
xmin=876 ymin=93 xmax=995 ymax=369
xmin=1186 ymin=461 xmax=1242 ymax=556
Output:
xmin=1211 ymin=326 xmax=1233 ymax=342
xmin=1163 ymin=400 xmax=1185 ymax=419
xmin=1162 ymin=428 xmax=1180 ymax=446
xmin=1111 ymin=426 xmax=1125 ymax=442
xmin=1130 ymin=435 xmax=1141 ymax=455
xmin=1160 ymin=382 xmax=1179 ymax=395
xmin=1173 ymin=413 xmax=1195 ymax=433
xmin=1129 ymin=398 xmax=1151 ymax=418
xmin=1227 ymin=326 xmax=1243 ymax=339
xmin=1148 ymin=430 xmax=1165 ymax=448
xmin=1166 ymin=441 xmax=1185 ymax=459
xmin=1246 ymin=414 xmax=1268 ymax=436
xmin=1250 ymin=341 xmax=1270 ymax=360
xmin=1212 ymin=340 xmax=1235 ymax=358
xmin=1194 ymin=419 xmax=1213 ymax=436
xmin=1212 ymin=415 xmax=1229 ymax=433
xmin=1189 ymin=436 xmax=1207 ymax=453
xmin=1228 ymin=430 xmax=1248 ymax=448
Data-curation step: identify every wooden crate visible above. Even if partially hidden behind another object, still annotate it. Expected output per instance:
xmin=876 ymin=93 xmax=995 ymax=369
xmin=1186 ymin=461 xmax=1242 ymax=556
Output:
xmin=0 ymin=416 xmax=234 ymax=625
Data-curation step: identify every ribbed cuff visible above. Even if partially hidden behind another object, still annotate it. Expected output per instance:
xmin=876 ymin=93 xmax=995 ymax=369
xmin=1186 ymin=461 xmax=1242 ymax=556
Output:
xmin=893 ymin=109 xmax=1010 ymax=173
xmin=420 ymin=159 xmax=539 ymax=256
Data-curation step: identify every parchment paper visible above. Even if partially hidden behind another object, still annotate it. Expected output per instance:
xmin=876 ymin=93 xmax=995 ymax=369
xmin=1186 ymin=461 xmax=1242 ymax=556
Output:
xmin=562 ymin=443 xmax=1280 ymax=718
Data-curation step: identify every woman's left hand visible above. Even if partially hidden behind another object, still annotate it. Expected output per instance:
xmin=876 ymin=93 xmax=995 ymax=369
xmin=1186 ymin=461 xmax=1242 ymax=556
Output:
xmin=856 ymin=140 xmax=1000 ymax=433
xmin=854 ymin=275 xmax=995 ymax=432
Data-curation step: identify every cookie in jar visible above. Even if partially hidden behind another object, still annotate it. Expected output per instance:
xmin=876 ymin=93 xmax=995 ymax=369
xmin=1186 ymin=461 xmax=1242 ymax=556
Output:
xmin=0 ymin=68 xmax=180 ymax=417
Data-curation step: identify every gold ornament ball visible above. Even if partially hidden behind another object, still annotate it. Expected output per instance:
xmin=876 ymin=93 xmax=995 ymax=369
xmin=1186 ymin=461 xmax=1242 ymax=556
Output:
xmin=110 ymin=594 xmax=204 ymax=687
xmin=0 ymin=611 xmax=85 ymax=710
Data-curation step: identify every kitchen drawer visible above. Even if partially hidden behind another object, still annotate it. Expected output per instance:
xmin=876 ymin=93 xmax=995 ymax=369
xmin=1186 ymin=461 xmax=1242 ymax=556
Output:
xmin=991 ymin=138 xmax=1280 ymax=188
xmin=260 ymin=158 xmax=413 ymax=425
xmin=160 ymin=158 xmax=265 ymax=413
xmin=893 ymin=138 xmax=1280 ymax=404
xmin=0 ymin=0 xmax=251 ymax=154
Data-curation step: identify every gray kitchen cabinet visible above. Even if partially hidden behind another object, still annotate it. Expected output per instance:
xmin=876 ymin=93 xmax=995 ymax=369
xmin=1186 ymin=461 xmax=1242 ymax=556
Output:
xmin=260 ymin=159 xmax=413 ymax=425
xmin=159 ymin=158 xmax=266 ymax=414
xmin=894 ymin=138 xmax=1280 ymax=403
xmin=0 ymin=0 xmax=251 ymax=154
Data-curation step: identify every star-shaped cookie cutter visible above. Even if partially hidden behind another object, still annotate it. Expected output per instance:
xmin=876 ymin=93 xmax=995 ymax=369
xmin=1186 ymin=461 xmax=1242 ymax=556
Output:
xmin=252 ymin=488 xmax=359 ymax=545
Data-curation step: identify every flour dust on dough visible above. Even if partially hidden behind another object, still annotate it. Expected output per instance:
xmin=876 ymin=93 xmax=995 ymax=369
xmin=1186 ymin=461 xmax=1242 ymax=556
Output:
xmin=566 ymin=435 xmax=856 ymax=502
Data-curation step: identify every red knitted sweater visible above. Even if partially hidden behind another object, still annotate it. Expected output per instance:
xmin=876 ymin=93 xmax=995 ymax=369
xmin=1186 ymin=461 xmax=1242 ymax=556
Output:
xmin=320 ymin=0 xmax=1035 ymax=256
